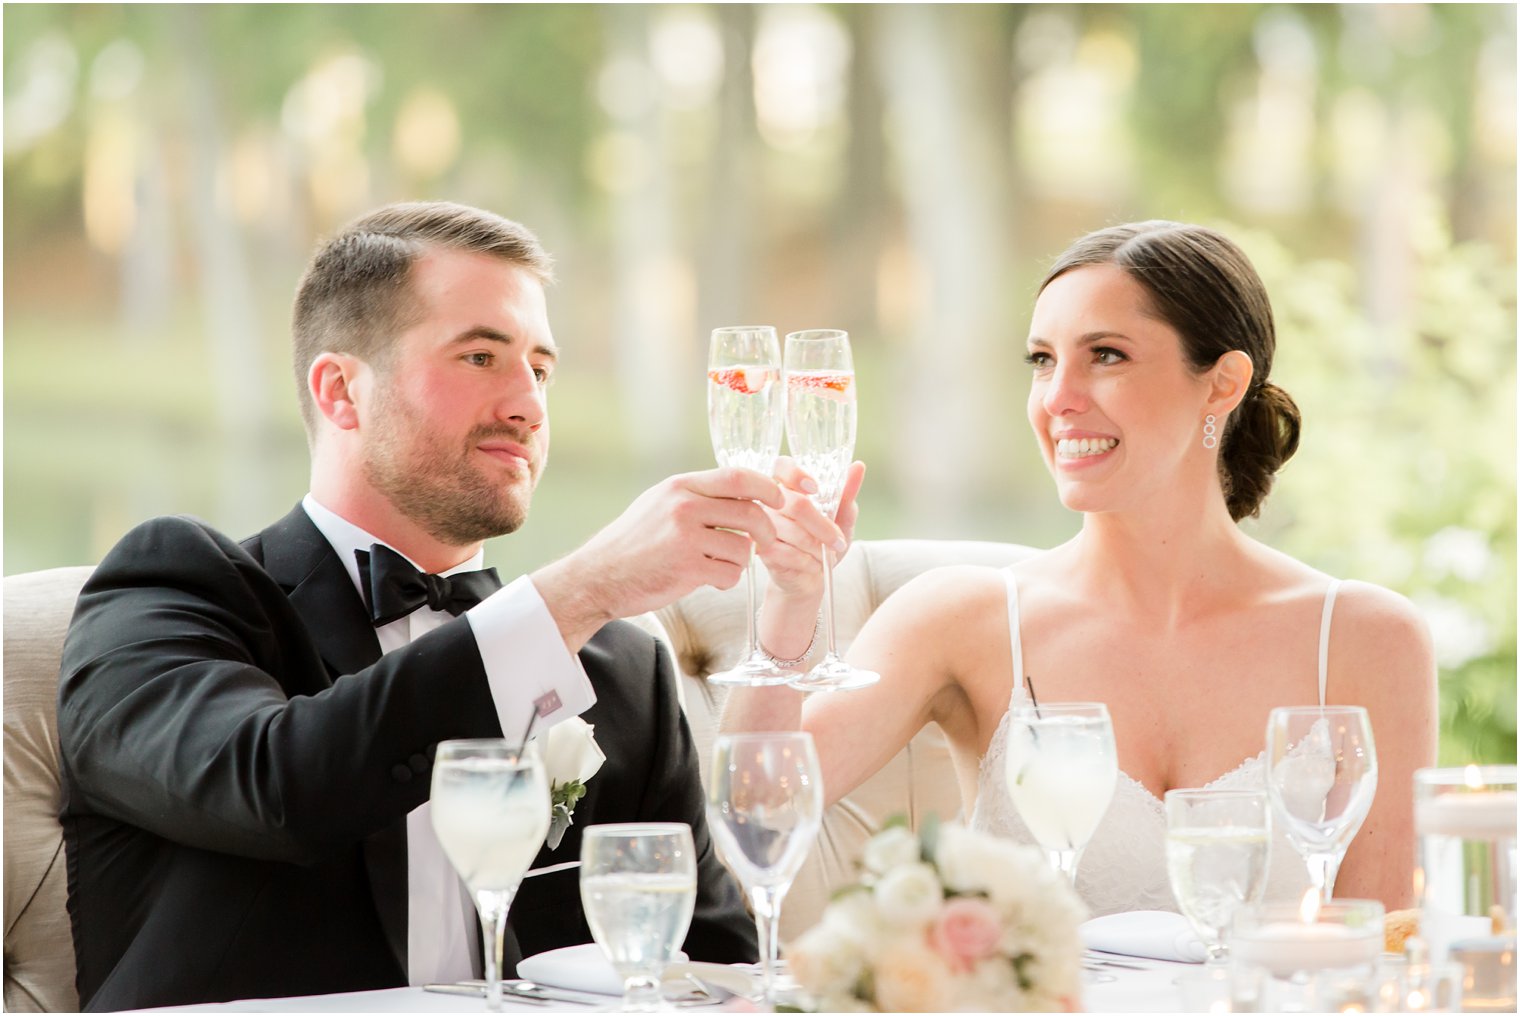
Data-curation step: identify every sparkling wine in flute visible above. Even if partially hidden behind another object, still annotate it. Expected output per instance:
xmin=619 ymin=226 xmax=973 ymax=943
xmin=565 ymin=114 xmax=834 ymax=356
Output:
xmin=782 ymin=328 xmax=879 ymax=692
xmin=706 ymin=326 xmax=793 ymax=687
xmin=784 ymin=369 xmax=855 ymax=515
xmin=708 ymin=365 xmax=783 ymax=474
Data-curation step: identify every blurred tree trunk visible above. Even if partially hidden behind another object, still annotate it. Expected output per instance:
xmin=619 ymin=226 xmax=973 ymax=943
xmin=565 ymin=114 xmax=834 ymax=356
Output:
xmin=875 ymin=5 xmax=1016 ymax=535
xmin=832 ymin=4 xmax=887 ymax=335
xmin=604 ymin=7 xmax=686 ymax=475
xmin=696 ymin=5 xmax=761 ymax=334
xmin=119 ymin=125 xmax=175 ymax=344
xmin=173 ymin=6 xmax=277 ymax=534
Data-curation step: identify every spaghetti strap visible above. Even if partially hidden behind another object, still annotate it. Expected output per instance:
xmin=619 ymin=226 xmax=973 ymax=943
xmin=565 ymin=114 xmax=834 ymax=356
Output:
xmin=1317 ymin=579 xmax=1342 ymax=706
xmin=1003 ymin=568 xmax=1026 ymax=707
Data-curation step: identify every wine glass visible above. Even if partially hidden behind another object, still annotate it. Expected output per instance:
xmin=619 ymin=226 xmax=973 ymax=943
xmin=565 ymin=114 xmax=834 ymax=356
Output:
xmin=706 ymin=325 xmax=794 ymax=687
xmin=1004 ymin=702 xmax=1118 ymax=884
xmin=430 ymin=739 xmax=551 ymax=1012
xmin=782 ymin=329 xmax=879 ymax=691
xmin=1164 ymin=788 xmax=1271 ymax=966
xmin=580 ymin=823 xmax=698 ymax=1013
xmin=706 ymin=732 xmax=824 ymax=1007
xmin=1265 ymin=705 xmax=1378 ymax=902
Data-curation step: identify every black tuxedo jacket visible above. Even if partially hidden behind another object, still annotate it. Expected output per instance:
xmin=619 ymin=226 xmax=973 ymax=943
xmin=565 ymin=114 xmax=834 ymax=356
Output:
xmin=57 ymin=506 xmax=755 ymax=1011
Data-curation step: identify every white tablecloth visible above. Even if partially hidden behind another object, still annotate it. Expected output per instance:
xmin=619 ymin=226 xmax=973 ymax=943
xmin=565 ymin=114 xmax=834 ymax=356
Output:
xmin=137 ymin=961 xmax=1193 ymax=1013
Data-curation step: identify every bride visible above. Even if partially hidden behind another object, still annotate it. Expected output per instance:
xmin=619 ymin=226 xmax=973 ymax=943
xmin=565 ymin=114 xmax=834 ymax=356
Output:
xmin=736 ymin=220 xmax=1436 ymax=914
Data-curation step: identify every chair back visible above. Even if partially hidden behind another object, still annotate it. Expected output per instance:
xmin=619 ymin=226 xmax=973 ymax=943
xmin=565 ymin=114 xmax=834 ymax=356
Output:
xmin=4 ymin=566 xmax=92 ymax=1013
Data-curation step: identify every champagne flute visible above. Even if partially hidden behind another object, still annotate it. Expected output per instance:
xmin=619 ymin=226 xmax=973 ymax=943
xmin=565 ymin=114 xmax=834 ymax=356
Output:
xmin=707 ymin=732 xmax=824 ymax=1008
xmin=430 ymin=739 xmax=550 ymax=1013
xmin=580 ymin=823 xmax=698 ymax=1013
xmin=706 ymin=325 xmax=794 ymax=686
xmin=1266 ymin=705 xmax=1378 ymax=902
xmin=1004 ymin=702 xmax=1118 ymax=884
xmin=782 ymin=329 xmax=879 ymax=691
xmin=1165 ymin=788 xmax=1271 ymax=966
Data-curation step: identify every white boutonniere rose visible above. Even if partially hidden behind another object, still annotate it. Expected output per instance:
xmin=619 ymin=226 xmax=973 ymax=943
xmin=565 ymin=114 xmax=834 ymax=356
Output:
xmin=541 ymin=716 xmax=605 ymax=849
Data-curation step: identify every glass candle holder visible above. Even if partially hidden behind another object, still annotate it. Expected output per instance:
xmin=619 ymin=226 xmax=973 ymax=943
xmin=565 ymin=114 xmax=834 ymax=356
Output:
xmin=1231 ymin=896 xmax=1384 ymax=1011
xmin=1414 ymin=766 xmax=1517 ymax=968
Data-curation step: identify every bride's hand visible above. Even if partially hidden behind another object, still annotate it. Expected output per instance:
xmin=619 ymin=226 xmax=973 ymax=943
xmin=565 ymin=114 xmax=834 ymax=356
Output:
xmin=757 ymin=457 xmax=866 ymax=605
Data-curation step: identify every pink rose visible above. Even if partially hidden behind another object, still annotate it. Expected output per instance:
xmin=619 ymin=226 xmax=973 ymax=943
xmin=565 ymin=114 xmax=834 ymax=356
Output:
xmin=928 ymin=896 xmax=1003 ymax=973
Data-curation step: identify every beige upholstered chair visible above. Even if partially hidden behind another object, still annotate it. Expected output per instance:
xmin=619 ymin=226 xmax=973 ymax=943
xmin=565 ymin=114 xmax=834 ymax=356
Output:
xmin=5 ymin=566 xmax=92 ymax=1012
xmin=2 ymin=539 xmax=1030 ymax=1010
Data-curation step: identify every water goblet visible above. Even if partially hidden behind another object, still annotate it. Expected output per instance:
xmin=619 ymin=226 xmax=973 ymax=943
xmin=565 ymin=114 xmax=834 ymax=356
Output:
xmin=706 ymin=325 xmax=793 ymax=687
xmin=580 ymin=823 xmax=698 ymax=1013
xmin=706 ymin=731 xmax=824 ymax=1007
xmin=1165 ymin=788 xmax=1271 ymax=966
xmin=1004 ymin=701 xmax=1118 ymax=884
xmin=1265 ymin=705 xmax=1378 ymax=902
xmin=430 ymin=739 xmax=551 ymax=1013
xmin=782 ymin=328 xmax=879 ymax=691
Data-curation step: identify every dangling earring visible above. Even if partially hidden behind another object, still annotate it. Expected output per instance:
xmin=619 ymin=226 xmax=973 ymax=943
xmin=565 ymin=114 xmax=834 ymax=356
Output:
xmin=1202 ymin=414 xmax=1218 ymax=449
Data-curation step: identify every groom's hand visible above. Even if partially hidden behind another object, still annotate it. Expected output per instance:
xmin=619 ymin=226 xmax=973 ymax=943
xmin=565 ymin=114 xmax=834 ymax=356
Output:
xmin=531 ymin=467 xmax=784 ymax=651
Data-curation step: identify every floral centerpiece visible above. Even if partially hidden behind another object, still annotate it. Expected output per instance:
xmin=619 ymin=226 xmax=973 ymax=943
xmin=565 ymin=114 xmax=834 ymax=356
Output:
xmin=786 ymin=817 xmax=1086 ymax=1012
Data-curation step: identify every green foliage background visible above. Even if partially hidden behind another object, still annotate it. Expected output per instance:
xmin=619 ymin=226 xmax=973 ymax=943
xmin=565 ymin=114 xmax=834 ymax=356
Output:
xmin=4 ymin=4 xmax=1514 ymax=763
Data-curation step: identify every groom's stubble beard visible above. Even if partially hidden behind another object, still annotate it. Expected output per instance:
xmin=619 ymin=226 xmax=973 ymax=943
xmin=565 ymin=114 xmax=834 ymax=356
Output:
xmin=361 ymin=377 xmax=544 ymax=546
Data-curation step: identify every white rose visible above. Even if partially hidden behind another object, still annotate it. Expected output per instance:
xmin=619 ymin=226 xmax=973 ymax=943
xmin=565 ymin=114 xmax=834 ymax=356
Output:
xmin=540 ymin=716 xmax=605 ymax=787
xmin=822 ymin=888 xmax=886 ymax=951
xmin=862 ymin=825 xmax=921 ymax=877
xmin=872 ymin=862 xmax=943 ymax=928
xmin=936 ymin=823 xmax=1025 ymax=901
xmin=787 ymin=921 xmax=865 ymax=999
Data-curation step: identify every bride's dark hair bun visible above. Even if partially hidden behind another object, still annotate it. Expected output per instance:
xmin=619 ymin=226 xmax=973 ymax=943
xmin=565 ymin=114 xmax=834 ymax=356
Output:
xmin=1041 ymin=221 xmax=1300 ymax=520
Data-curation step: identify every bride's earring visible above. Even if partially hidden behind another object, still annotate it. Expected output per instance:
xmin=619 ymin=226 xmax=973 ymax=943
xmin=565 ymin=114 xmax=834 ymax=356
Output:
xmin=1202 ymin=414 xmax=1218 ymax=449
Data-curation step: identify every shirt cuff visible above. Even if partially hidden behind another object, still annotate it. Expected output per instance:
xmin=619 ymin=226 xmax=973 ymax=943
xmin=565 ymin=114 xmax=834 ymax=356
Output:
xmin=466 ymin=575 xmax=597 ymax=740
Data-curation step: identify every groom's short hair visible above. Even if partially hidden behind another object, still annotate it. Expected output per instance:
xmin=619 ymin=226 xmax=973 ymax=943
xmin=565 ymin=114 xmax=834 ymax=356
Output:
xmin=291 ymin=201 xmax=554 ymax=438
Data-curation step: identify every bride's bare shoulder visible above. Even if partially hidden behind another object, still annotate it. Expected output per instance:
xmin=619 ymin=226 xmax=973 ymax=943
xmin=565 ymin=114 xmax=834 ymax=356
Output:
xmin=876 ymin=563 xmax=1016 ymax=623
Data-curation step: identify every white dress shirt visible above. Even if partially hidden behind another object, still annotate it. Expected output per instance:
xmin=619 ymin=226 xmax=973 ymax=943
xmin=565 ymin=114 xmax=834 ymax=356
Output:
xmin=300 ymin=495 xmax=596 ymax=986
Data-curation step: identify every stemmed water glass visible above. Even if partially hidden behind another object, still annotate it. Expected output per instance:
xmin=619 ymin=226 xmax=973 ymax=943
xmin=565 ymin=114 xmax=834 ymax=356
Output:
xmin=1004 ymin=702 xmax=1118 ymax=884
xmin=706 ymin=732 xmax=824 ymax=1008
xmin=580 ymin=823 xmax=698 ymax=1013
xmin=1265 ymin=705 xmax=1378 ymax=902
xmin=430 ymin=739 xmax=551 ymax=1013
xmin=783 ymin=329 xmax=879 ymax=691
xmin=1164 ymin=788 xmax=1271 ymax=966
xmin=706 ymin=325 xmax=794 ymax=687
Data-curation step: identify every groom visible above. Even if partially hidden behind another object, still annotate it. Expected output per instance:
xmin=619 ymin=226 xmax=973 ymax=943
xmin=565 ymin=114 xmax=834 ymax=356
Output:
xmin=57 ymin=202 xmax=827 ymax=1011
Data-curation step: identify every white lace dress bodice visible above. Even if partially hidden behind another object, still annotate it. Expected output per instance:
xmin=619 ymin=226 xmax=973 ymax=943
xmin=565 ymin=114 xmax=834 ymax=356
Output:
xmin=968 ymin=568 xmax=1334 ymax=917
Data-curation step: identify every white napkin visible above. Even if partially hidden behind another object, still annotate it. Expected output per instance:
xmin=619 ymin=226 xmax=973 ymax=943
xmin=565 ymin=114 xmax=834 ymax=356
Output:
xmin=518 ymin=942 xmax=690 ymax=995
xmin=1080 ymin=910 xmax=1208 ymax=963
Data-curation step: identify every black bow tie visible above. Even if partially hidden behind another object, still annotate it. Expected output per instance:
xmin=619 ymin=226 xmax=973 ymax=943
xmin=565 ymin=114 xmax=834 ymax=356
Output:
xmin=355 ymin=544 xmax=503 ymax=628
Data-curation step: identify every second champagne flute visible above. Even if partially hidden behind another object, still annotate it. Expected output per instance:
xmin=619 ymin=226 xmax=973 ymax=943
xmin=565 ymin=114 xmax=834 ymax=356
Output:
xmin=430 ymin=740 xmax=550 ymax=1013
xmin=706 ymin=325 xmax=794 ymax=686
xmin=706 ymin=731 xmax=824 ymax=1008
xmin=783 ymin=328 xmax=879 ymax=691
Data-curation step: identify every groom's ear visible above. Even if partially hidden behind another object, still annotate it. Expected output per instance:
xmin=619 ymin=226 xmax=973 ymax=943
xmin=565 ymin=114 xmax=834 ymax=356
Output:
xmin=309 ymin=353 xmax=366 ymax=432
